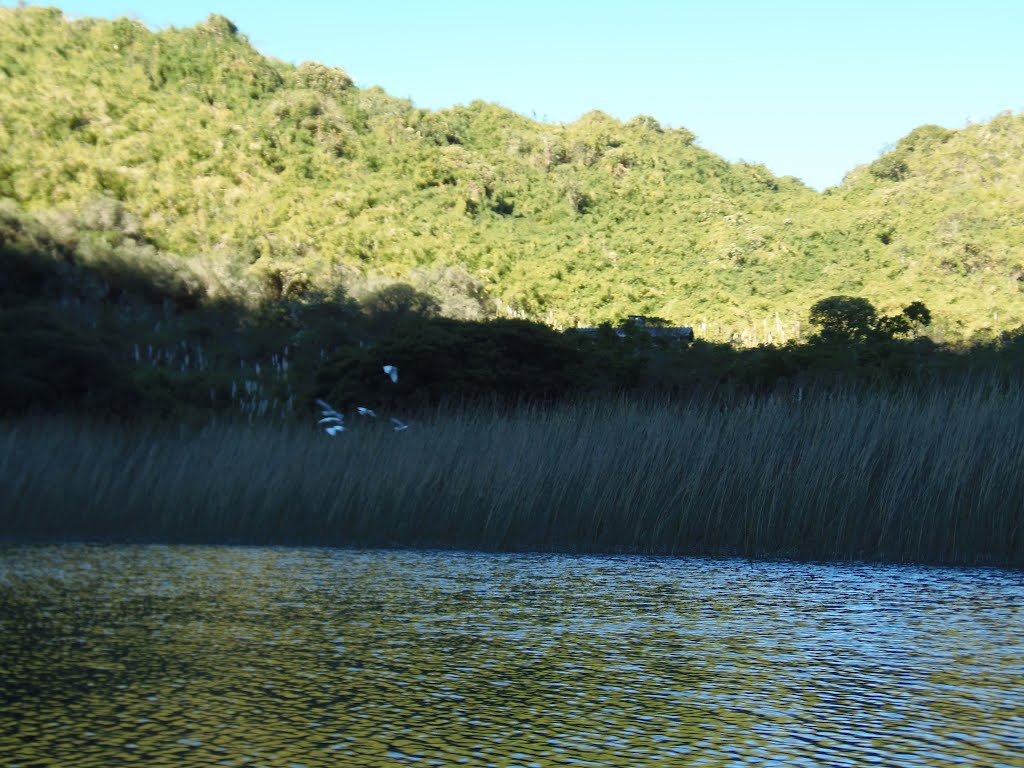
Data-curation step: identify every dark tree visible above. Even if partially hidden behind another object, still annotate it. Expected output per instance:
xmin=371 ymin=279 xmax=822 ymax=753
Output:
xmin=809 ymin=296 xmax=878 ymax=342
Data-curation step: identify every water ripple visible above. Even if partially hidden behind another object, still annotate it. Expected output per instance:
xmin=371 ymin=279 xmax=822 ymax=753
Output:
xmin=1 ymin=545 xmax=1021 ymax=767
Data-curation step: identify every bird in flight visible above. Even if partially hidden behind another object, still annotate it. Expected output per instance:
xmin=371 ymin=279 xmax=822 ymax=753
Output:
xmin=316 ymin=399 xmax=346 ymax=433
xmin=356 ymin=406 xmax=377 ymax=417
xmin=390 ymin=418 xmax=409 ymax=431
xmin=383 ymin=365 xmax=398 ymax=383
xmin=316 ymin=399 xmax=343 ymax=418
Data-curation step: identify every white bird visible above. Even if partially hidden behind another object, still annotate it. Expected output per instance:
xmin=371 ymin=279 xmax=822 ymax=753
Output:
xmin=316 ymin=399 xmax=347 ymax=434
xmin=356 ymin=406 xmax=377 ymax=417
xmin=390 ymin=417 xmax=409 ymax=431
xmin=316 ymin=399 xmax=345 ymax=419
xmin=383 ymin=365 xmax=398 ymax=383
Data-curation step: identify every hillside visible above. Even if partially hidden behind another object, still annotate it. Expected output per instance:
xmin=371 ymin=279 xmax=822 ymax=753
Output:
xmin=1 ymin=5 xmax=1022 ymax=341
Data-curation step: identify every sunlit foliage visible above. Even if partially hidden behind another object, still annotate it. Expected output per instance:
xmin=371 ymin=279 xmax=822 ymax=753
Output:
xmin=2 ymin=6 xmax=1023 ymax=342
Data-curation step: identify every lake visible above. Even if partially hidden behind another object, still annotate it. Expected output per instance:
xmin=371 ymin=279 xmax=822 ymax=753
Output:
xmin=1 ymin=544 xmax=1021 ymax=767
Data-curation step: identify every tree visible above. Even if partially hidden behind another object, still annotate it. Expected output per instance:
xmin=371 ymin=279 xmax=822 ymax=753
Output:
xmin=901 ymin=301 xmax=932 ymax=336
xmin=877 ymin=301 xmax=932 ymax=339
xmin=811 ymin=296 xmax=933 ymax=343
xmin=808 ymin=296 xmax=878 ymax=342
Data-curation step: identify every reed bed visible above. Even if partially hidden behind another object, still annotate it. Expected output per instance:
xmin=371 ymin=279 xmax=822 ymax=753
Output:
xmin=2 ymin=380 xmax=1022 ymax=567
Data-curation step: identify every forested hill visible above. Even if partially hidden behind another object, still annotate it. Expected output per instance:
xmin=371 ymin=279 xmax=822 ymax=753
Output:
xmin=2 ymin=5 xmax=1022 ymax=341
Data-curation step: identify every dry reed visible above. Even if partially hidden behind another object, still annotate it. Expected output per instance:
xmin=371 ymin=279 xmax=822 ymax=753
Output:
xmin=2 ymin=380 xmax=1022 ymax=567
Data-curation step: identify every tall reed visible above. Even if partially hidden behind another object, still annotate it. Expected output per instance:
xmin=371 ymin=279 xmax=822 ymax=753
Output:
xmin=2 ymin=380 xmax=1022 ymax=567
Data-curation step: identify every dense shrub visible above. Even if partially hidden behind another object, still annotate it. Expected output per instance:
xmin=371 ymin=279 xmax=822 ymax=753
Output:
xmin=869 ymin=152 xmax=910 ymax=182
xmin=0 ymin=305 xmax=140 ymax=415
xmin=2 ymin=6 xmax=1023 ymax=340
xmin=296 ymin=61 xmax=354 ymax=94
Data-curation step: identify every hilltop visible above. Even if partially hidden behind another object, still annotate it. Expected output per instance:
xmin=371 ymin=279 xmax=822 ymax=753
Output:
xmin=1 ymin=5 xmax=1022 ymax=341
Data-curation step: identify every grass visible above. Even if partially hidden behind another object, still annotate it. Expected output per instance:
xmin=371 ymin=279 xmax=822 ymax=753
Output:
xmin=2 ymin=380 xmax=1022 ymax=568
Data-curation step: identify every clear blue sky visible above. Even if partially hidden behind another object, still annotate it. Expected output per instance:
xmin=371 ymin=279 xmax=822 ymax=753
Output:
xmin=13 ymin=1 xmax=1024 ymax=189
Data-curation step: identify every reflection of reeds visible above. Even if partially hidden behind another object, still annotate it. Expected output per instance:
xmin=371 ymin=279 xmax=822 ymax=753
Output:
xmin=3 ymin=380 xmax=1022 ymax=567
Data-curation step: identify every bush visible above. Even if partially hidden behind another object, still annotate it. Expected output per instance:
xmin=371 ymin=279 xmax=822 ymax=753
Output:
xmin=0 ymin=305 xmax=140 ymax=415
xmin=869 ymin=152 xmax=910 ymax=182
xmin=318 ymin=317 xmax=585 ymax=406
xmin=627 ymin=115 xmax=663 ymax=132
xmin=296 ymin=61 xmax=353 ymax=95
xmin=361 ymin=283 xmax=441 ymax=328
xmin=896 ymin=124 xmax=954 ymax=154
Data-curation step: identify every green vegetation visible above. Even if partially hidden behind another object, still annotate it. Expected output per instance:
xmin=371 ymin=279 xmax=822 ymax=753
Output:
xmin=6 ymin=189 xmax=1024 ymax=421
xmin=2 ymin=7 xmax=1023 ymax=566
xmin=4 ymin=383 xmax=1022 ymax=567
xmin=808 ymin=296 xmax=932 ymax=343
xmin=2 ymin=5 xmax=1023 ymax=340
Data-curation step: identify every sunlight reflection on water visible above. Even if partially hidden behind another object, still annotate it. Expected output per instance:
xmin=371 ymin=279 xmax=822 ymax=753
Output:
xmin=1 ymin=545 xmax=1022 ymax=767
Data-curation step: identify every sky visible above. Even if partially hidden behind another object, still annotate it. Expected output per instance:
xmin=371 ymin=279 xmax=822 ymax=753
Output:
xmin=11 ymin=0 xmax=1024 ymax=189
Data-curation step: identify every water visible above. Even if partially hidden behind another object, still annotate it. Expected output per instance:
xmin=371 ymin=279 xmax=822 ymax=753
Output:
xmin=1 ymin=545 xmax=1021 ymax=767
